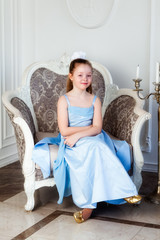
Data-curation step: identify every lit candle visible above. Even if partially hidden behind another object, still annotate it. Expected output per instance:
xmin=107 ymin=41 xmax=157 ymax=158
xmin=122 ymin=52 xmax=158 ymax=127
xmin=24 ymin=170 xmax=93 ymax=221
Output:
xmin=136 ymin=65 xmax=140 ymax=79
xmin=156 ymin=62 xmax=160 ymax=83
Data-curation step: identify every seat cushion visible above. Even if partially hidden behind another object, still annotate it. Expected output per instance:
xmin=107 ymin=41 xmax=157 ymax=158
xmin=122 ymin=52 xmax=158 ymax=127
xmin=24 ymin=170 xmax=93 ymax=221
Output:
xmin=35 ymin=131 xmax=59 ymax=142
xmin=35 ymin=132 xmax=59 ymax=181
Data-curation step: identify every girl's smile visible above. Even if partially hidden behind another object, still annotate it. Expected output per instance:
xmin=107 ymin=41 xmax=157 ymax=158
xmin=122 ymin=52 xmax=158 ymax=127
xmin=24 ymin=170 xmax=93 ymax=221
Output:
xmin=81 ymin=82 xmax=88 ymax=85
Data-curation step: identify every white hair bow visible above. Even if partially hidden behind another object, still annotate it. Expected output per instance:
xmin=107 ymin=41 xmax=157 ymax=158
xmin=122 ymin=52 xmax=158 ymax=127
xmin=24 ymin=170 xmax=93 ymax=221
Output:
xmin=71 ymin=51 xmax=86 ymax=61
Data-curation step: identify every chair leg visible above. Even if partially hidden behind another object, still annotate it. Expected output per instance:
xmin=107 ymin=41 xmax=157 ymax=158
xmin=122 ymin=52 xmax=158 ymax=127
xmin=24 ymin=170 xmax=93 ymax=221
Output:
xmin=24 ymin=173 xmax=35 ymax=211
xmin=133 ymin=167 xmax=142 ymax=192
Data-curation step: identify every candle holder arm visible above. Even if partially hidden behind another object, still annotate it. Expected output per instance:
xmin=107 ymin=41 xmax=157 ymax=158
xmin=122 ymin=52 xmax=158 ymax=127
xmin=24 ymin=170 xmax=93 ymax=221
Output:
xmin=136 ymin=91 xmax=156 ymax=101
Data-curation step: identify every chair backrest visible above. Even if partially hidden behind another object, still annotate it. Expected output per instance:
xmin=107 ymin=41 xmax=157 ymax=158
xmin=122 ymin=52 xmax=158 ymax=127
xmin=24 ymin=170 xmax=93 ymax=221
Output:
xmin=19 ymin=55 xmax=113 ymax=133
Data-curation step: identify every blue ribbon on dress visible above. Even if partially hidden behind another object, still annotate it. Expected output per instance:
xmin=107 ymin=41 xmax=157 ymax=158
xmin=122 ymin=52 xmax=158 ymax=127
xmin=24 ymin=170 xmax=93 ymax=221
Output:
xmin=101 ymin=130 xmax=131 ymax=172
xmin=32 ymin=133 xmax=71 ymax=204
xmin=32 ymin=134 xmax=61 ymax=178
xmin=54 ymin=137 xmax=71 ymax=204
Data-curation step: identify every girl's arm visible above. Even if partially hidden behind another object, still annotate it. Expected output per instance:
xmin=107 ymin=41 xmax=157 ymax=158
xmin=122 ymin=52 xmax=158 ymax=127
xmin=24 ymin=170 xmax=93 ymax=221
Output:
xmin=57 ymin=96 xmax=92 ymax=137
xmin=63 ymin=97 xmax=102 ymax=147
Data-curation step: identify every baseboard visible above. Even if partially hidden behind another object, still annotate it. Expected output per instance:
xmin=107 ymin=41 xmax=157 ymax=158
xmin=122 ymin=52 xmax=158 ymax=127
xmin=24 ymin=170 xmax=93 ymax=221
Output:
xmin=143 ymin=163 xmax=158 ymax=173
xmin=0 ymin=153 xmax=18 ymax=168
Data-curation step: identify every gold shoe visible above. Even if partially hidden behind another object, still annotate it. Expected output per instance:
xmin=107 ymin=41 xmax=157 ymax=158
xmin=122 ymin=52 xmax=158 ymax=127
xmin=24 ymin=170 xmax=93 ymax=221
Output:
xmin=124 ymin=195 xmax=142 ymax=204
xmin=73 ymin=211 xmax=85 ymax=223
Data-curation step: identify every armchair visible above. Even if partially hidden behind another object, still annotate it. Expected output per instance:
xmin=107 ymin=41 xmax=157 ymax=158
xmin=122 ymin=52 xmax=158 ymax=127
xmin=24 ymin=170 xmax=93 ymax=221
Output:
xmin=2 ymin=54 xmax=151 ymax=211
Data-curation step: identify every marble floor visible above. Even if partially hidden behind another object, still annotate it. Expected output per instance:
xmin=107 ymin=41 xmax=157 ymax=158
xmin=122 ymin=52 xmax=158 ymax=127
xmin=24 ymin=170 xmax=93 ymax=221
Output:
xmin=0 ymin=161 xmax=160 ymax=240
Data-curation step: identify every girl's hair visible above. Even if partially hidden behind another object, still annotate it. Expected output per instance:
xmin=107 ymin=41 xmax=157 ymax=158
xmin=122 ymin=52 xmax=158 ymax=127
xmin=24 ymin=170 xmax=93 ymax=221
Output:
xmin=66 ymin=58 xmax=93 ymax=93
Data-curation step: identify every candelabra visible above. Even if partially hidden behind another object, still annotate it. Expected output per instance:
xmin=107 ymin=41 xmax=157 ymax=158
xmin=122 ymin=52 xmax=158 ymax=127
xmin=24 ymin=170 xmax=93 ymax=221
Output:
xmin=133 ymin=78 xmax=160 ymax=204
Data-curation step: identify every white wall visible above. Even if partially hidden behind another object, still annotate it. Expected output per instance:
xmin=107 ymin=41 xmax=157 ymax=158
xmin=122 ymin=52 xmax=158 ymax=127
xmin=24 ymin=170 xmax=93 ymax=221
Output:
xmin=0 ymin=0 xmax=160 ymax=172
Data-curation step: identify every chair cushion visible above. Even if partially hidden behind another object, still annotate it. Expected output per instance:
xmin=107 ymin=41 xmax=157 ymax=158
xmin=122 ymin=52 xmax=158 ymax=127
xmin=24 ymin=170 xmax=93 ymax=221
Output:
xmin=35 ymin=132 xmax=59 ymax=181
xmin=35 ymin=131 xmax=58 ymax=142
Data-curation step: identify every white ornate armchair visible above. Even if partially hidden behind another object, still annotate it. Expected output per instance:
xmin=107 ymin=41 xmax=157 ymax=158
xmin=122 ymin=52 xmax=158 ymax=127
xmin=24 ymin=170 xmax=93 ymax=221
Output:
xmin=2 ymin=54 xmax=151 ymax=211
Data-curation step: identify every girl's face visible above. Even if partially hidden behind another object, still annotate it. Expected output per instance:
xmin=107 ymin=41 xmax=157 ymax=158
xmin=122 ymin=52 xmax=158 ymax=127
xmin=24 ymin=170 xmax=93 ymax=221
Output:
xmin=69 ymin=63 xmax=92 ymax=91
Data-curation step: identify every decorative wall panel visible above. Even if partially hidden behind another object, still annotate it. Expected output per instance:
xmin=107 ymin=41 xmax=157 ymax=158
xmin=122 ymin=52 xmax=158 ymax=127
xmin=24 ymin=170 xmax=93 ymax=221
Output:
xmin=66 ymin=0 xmax=119 ymax=29
xmin=0 ymin=0 xmax=22 ymax=166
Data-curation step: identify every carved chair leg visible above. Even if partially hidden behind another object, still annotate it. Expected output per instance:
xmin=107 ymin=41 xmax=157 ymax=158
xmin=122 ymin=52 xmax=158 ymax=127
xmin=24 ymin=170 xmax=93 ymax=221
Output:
xmin=133 ymin=167 xmax=143 ymax=192
xmin=24 ymin=173 xmax=35 ymax=211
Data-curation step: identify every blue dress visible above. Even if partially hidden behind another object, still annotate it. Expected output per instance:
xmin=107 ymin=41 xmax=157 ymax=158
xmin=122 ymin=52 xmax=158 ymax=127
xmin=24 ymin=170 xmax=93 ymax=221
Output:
xmin=32 ymin=95 xmax=138 ymax=209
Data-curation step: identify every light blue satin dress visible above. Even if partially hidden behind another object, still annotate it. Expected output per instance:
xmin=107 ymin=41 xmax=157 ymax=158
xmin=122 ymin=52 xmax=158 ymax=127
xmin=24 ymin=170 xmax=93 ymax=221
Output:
xmin=32 ymin=95 xmax=138 ymax=209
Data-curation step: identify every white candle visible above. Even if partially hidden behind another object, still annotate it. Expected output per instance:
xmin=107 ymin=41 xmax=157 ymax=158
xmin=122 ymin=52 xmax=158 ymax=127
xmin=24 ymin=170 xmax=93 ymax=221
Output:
xmin=136 ymin=65 xmax=140 ymax=79
xmin=156 ymin=62 xmax=160 ymax=83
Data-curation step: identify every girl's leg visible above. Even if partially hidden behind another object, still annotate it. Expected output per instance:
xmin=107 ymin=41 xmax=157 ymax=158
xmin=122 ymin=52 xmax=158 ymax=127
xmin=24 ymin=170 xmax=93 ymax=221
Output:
xmin=82 ymin=208 xmax=93 ymax=220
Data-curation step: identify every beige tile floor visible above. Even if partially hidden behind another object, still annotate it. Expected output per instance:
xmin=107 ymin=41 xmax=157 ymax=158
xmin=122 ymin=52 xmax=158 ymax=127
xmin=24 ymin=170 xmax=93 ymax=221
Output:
xmin=1 ymin=185 xmax=160 ymax=240
xmin=26 ymin=215 xmax=160 ymax=240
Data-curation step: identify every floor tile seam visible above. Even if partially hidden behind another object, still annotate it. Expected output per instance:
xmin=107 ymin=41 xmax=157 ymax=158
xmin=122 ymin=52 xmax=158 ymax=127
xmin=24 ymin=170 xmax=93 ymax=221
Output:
xmin=3 ymin=191 xmax=24 ymax=202
xmin=91 ymin=215 xmax=160 ymax=229
xmin=11 ymin=210 xmax=63 ymax=240
xmin=130 ymin=227 xmax=144 ymax=240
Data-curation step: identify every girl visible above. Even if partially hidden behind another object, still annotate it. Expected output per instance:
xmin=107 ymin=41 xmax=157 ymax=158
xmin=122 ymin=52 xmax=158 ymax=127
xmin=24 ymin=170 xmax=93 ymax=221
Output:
xmin=32 ymin=52 xmax=141 ymax=224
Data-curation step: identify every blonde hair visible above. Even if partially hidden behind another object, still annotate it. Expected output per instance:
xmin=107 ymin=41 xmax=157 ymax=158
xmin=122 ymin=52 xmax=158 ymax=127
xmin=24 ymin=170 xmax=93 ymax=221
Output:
xmin=66 ymin=58 xmax=93 ymax=93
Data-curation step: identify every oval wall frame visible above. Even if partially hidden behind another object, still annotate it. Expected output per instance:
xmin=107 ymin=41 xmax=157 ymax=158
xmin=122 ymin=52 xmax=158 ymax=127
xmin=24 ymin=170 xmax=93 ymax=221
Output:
xmin=66 ymin=0 xmax=119 ymax=29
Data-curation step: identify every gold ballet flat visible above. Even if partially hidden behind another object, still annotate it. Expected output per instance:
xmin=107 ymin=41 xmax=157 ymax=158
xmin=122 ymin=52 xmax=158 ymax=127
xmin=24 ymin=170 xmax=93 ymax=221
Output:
xmin=124 ymin=195 xmax=142 ymax=204
xmin=73 ymin=211 xmax=85 ymax=223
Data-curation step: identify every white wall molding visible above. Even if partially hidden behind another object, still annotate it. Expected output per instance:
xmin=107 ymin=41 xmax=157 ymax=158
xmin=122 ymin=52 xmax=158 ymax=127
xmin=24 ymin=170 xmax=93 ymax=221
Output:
xmin=147 ymin=0 xmax=156 ymax=150
xmin=143 ymin=162 xmax=158 ymax=173
xmin=143 ymin=0 xmax=160 ymax=172
xmin=66 ymin=0 xmax=119 ymax=29
xmin=0 ymin=151 xmax=18 ymax=168
xmin=141 ymin=0 xmax=155 ymax=153
xmin=2 ymin=0 xmax=22 ymax=143
xmin=0 ymin=0 xmax=36 ymax=166
xmin=0 ymin=0 xmax=5 ymax=149
xmin=0 ymin=0 xmax=22 ymax=165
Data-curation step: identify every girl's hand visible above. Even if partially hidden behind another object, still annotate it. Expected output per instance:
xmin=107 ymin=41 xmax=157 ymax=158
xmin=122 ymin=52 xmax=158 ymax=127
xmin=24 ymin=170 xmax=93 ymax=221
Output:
xmin=64 ymin=133 xmax=80 ymax=148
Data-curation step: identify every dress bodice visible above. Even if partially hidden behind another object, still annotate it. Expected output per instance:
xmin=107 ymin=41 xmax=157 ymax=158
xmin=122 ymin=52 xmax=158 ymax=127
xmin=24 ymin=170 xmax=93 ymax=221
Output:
xmin=64 ymin=95 xmax=97 ymax=127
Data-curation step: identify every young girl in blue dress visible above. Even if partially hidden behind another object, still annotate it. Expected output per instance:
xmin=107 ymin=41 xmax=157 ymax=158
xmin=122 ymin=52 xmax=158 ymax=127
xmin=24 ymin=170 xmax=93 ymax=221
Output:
xmin=32 ymin=52 xmax=142 ymax=223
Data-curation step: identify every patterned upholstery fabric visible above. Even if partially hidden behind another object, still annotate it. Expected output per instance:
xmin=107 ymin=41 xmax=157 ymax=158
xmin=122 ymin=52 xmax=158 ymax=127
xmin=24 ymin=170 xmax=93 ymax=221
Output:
xmin=35 ymin=168 xmax=46 ymax=181
xmin=92 ymin=69 xmax=105 ymax=103
xmin=30 ymin=68 xmax=105 ymax=133
xmin=4 ymin=107 xmax=25 ymax=165
xmin=11 ymin=97 xmax=36 ymax=137
xmin=103 ymin=95 xmax=139 ymax=144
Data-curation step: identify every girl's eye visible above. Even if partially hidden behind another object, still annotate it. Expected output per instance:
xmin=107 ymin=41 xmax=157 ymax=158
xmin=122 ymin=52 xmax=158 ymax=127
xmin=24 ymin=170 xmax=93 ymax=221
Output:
xmin=78 ymin=74 xmax=82 ymax=77
xmin=87 ymin=75 xmax=91 ymax=77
